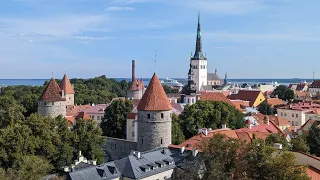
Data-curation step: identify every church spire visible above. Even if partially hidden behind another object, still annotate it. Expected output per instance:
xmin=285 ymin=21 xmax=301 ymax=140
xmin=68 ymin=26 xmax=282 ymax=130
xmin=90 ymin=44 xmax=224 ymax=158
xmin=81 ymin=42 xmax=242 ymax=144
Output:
xmin=192 ymin=11 xmax=206 ymax=60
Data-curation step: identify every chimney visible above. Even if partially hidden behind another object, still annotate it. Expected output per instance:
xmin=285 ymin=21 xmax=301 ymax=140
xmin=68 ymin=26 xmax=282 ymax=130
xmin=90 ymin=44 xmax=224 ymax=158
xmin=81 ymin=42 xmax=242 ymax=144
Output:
xmin=249 ymin=124 xmax=253 ymax=129
xmin=264 ymin=115 xmax=270 ymax=125
xmin=137 ymin=152 xmax=141 ymax=159
xmin=221 ymin=124 xmax=227 ymax=129
xmin=202 ymin=128 xmax=208 ymax=136
xmin=192 ymin=149 xmax=199 ymax=157
xmin=62 ymin=90 xmax=65 ymax=98
xmin=180 ymin=146 xmax=185 ymax=154
xmin=132 ymin=60 xmax=136 ymax=80
xmin=294 ymin=127 xmax=297 ymax=133
xmin=92 ymin=160 xmax=97 ymax=165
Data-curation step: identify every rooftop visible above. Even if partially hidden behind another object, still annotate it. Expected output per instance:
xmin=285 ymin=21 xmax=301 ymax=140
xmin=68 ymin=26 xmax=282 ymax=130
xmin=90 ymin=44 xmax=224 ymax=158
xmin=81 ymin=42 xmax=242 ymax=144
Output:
xmin=40 ymin=78 xmax=65 ymax=102
xmin=60 ymin=74 xmax=75 ymax=94
xmin=137 ymin=73 xmax=172 ymax=111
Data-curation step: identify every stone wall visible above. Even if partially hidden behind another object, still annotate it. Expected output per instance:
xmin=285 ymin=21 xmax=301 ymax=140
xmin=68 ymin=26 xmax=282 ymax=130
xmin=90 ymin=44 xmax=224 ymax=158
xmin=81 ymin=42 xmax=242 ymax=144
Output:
xmin=38 ymin=100 xmax=67 ymax=118
xmin=65 ymin=94 xmax=74 ymax=106
xmin=103 ymin=137 xmax=137 ymax=161
xmin=137 ymin=110 xmax=172 ymax=152
xmin=127 ymin=90 xmax=142 ymax=100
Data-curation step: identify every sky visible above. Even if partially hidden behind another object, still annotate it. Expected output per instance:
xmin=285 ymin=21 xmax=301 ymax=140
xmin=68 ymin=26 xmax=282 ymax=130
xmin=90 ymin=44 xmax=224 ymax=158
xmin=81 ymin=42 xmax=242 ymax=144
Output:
xmin=1 ymin=0 xmax=320 ymax=79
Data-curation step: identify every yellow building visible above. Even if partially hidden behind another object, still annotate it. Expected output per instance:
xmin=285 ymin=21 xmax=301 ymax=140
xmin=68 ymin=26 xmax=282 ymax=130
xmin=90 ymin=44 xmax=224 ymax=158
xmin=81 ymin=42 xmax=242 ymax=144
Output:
xmin=228 ymin=90 xmax=265 ymax=107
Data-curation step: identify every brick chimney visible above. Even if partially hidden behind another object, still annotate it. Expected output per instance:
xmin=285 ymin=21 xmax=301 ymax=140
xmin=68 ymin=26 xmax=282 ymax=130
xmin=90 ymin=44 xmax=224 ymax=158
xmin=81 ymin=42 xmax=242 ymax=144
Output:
xmin=132 ymin=60 xmax=136 ymax=80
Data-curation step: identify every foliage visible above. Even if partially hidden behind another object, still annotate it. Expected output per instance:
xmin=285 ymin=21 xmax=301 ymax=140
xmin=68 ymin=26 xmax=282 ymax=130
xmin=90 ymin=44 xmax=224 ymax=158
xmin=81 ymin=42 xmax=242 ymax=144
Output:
xmin=0 ymin=76 xmax=130 ymax=116
xmin=258 ymin=101 xmax=274 ymax=115
xmin=171 ymin=114 xmax=185 ymax=145
xmin=73 ymin=118 xmax=105 ymax=164
xmin=162 ymin=85 xmax=179 ymax=94
xmin=181 ymin=135 xmax=310 ymax=180
xmin=307 ymin=123 xmax=320 ymax=156
xmin=291 ymin=135 xmax=310 ymax=153
xmin=271 ymin=85 xmax=294 ymax=101
xmin=0 ymin=97 xmax=105 ymax=177
xmin=179 ymin=101 xmax=245 ymax=139
xmin=265 ymin=133 xmax=290 ymax=149
xmin=101 ymin=99 xmax=133 ymax=138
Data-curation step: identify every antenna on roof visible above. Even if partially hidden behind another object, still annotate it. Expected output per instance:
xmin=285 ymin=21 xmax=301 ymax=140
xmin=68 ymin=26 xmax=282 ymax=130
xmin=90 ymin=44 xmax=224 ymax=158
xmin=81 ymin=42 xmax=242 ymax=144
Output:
xmin=52 ymin=72 xmax=54 ymax=78
xmin=154 ymin=50 xmax=157 ymax=73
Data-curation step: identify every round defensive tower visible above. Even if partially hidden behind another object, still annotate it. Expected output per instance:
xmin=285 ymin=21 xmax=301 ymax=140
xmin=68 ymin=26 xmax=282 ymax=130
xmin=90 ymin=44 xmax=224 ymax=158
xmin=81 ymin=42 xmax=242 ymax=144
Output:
xmin=60 ymin=74 xmax=75 ymax=106
xmin=137 ymin=73 xmax=172 ymax=152
xmin=38 ymin=78 xmax=67 ymax=118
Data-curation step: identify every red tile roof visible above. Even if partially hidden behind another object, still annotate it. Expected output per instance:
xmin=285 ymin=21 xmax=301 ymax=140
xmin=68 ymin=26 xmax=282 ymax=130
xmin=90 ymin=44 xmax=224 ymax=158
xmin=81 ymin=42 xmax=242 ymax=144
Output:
xmin=129 ymin=77 xmax=144 ymax=91
xmin=66 ymin=104 xmax=91 ymax=117
xmin=137 ymin=73 xmax=172 ymax=111
xmin=66 ymin=116 xmax=75 ymax=125
xmin=40 ymin=78 xmax=65 ymax=102
xmin=266 ymin=98 xmax=286 ymax=107
xmin=127 ymin=112 xmax=137 ymax=119
xmin=228 ymin=90 xmax=263 ymax=107
xmin=236 ymin=119 xmax=283 ymax=134
xmin=75 ymin=112 xmax=91 ymax=120
xmin=295 ymin=90 xmax=310 ymax=97
xmin=231 ymin=100 xmax=250 ymax=111
xmin=60 ymin=74 xmax=75 ymax=94
xmin=200 ymin=91 xmax=235 ymax=107
xmin=307 ymin=166 xmax=320 ymax=180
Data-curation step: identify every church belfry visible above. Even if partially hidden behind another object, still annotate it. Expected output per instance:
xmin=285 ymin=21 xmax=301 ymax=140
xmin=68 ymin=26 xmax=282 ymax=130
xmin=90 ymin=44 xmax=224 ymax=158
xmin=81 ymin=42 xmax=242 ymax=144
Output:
xmin=190 ymin=12 xmax=207 ymax=92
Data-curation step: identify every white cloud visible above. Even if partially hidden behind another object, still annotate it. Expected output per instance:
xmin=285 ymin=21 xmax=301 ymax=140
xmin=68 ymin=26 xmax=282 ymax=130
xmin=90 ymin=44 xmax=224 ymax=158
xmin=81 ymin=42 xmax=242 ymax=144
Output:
xmin=106 ymin=6 xmax=136 ymax=11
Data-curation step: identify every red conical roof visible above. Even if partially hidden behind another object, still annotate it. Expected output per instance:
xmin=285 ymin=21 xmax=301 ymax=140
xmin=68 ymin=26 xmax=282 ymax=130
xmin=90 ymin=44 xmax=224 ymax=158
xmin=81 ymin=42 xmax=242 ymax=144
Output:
xmin=137 ymin=73 xmax=172 ymax=111
xmin=40 ymin=78 xmax=65 ymax=102
xmin=129 ymin=77 xmax=140 ymax=91
xmin=60 ymin=74 xmax=75 ymax=94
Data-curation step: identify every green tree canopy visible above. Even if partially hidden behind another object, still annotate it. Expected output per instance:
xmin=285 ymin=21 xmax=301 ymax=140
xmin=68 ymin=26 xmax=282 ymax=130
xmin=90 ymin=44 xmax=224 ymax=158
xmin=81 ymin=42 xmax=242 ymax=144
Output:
xmin=171 ymin=114 xmax=185 ymax=145
xmin=179 ymin=101 xmax=245 ymax=139
xmin=291 ymin=135 xmax=310 ymax=153
xmin=101 ymin=99 xmax=133 ymax=139
xmin=258 ymin=101 xmax=274 ymax=115
xmin=181 ymin=134 xmax=310 ymax=180
xmin=307 ymin=124 xmax=320 ymax=156
xmin=271 ymin=85 xmax=294 ymax=101
xmin=265 ymin=133 xmax=290 ymax=149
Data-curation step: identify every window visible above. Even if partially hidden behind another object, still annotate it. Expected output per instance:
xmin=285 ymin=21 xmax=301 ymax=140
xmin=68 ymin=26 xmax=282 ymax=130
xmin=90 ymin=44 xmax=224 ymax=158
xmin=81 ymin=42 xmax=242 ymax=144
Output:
xmin=292 ymin=122 xmax=294 ymax=126
xmin=147 ymin=114 xmax=150 ymax=119
xmin=44 ymin=102 xmax=47 ymax=106
xmin=281 ymin=112 xmax=283 ymax=116
xmin=161 ymin=113 xmax=164 ymax=118
xmin=141 ymin=138 xmax=143 ymax=144
xmin=132 ymin=131 xmax=134 ymax=137
xmin=132 ymin=121 xmax=135 ymax=127
xmin=164 ymin=176 xmax=167 ymax=179
xmin=161 ymin=138 xmax=163 ymax=144
xmin=296 ymin=114 xmax=298 ymax=118
xmin=97 ymin=116 xmax=101 ymax=120
xmin=285 ymin=113 xmax=287 ymax=116
xmin=292 ymin=113 xmax=294 ymax=117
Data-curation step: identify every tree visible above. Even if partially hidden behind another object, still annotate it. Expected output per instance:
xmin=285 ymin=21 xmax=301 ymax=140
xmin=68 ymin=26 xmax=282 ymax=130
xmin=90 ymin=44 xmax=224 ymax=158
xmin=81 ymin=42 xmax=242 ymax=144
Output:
xmin=171 ymin=114 xmax=185 ymax=145
xmin=265 ymin=133 xmax=289 ymax=149
xmin=182 ymin=135 xmax=310 ymax=180
xmin=291 ymin=135 xmax=310 ymax=153
xmin=163 ymin=85 xmax=179 ymax=94
xmin=179 ymin=101 xmax=245 ymax=139
xmin=271 ymin=85 xmax=294 ymax=101
xmin=101 ymin=100 xmax=133 ymax=139
xmin=73 ymin=118 xmax=105 ymax=164
xmin=0 ymin=96 xmax=25 ymax=128
xmin=307 ymin=124 xmax=320 ymax=156
xmin=258 ymin=101 xmax=274 ymax=115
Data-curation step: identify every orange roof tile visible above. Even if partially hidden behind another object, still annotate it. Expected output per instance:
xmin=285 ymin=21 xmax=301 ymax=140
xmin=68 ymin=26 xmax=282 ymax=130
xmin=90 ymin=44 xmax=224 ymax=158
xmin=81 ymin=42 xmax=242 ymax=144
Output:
xmin=127 ymin=112 xmax=137 ymax=119
xmin=60 ymin=74 xmax=75 ymax=94
xmin=40 ymin=78 xmax=65 ymax=102
xmin=137 ymin=73 xmax=172 ymax=111
xmin=295 ymin=90 xmax=310 ymax=97
xmin=307 ymin=166 xmax=320 ymax=180
xmin=129 ymin=77 xmax=141 ymax=91
xmin=75 ymin=112 xmax=91 ymax=120
xmin=66 ymin=104 xmax=91 ymax=117
xmin=231 ymin=100 xmax=250 ymax=111
xmin=200 ymin=91 xmax=235 ymax=107
xmin=266 ymin=98 xmax=286 ymax=107
xmin=65 ymin=116 xmax=75 ymax=125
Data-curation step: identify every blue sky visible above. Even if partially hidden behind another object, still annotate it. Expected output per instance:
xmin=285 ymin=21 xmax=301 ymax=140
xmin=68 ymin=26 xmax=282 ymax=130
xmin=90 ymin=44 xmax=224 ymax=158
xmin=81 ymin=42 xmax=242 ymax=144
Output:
xmin=1 ymin=0 xmax=320 ymax=79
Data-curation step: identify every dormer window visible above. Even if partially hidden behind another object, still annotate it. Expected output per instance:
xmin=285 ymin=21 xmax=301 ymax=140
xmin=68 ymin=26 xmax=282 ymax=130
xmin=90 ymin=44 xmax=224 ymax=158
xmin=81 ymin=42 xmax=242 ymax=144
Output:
xmin=140 ymin=165 xmax=151 ymax=172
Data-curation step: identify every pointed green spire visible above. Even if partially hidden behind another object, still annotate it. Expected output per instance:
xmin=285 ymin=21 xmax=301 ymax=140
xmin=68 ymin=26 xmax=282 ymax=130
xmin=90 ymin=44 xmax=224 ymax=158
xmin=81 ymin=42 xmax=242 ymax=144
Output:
xmin=192 ymin=11 xmax=206 ymax=60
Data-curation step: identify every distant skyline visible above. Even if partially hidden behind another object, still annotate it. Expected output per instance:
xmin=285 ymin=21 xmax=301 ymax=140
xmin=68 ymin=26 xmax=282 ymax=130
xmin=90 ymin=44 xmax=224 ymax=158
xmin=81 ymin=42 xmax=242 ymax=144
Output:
xmin=1 ymin=0 xmax=320 ymax=79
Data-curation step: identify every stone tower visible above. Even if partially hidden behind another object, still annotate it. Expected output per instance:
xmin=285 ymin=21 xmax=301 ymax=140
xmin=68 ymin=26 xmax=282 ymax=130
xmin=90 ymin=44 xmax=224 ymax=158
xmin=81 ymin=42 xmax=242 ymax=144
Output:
xmin=127 ymin=60 xmax=144 ymax=99
xmin=60 ymin=74 xmax=75 ymax=106
xmin=38 ymin=78 xmax=67 ymax=118
xmin=137 ymin=73 xmax=172 ymax=152
xmin=190 ymin=12 xmax=207 ymax=92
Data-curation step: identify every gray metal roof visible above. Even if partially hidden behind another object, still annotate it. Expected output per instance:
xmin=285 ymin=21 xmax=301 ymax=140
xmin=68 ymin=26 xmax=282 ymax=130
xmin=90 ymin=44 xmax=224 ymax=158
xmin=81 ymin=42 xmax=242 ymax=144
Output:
xmin=67 ymin=162 xmax=121 ymax=180
xmin=207 ymin=73 xmax=220 ymax=81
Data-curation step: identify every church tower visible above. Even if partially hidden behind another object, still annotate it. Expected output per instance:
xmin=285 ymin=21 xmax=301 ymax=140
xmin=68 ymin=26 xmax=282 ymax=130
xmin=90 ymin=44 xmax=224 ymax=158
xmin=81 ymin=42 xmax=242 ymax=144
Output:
xmin=60 ymin=74 xmax=75 ymax=106
xmin=190 ymin=12 xmax=207 ymax=92
xmin=137 ymin=73 xmax=172 ymax=152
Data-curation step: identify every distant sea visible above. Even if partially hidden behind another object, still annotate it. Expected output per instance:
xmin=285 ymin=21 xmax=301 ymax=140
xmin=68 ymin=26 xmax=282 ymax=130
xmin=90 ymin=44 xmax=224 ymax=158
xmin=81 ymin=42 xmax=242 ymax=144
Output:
xmin=0 ymin=78 xmax=316 ymax=87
